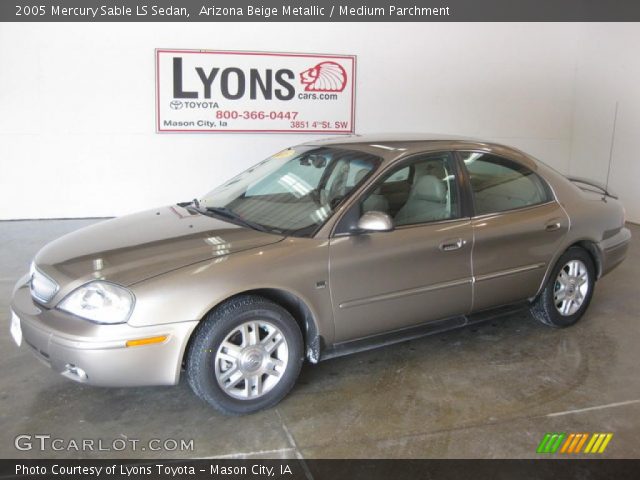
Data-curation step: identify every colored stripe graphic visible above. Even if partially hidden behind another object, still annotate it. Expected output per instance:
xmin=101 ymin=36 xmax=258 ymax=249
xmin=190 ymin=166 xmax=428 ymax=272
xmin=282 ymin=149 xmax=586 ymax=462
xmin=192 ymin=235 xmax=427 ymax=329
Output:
xmin=598 ymin=433 xmax=614 ymax=453
xmin=537 ymin=433 xmax=553 ymax=453
xmin=539 ymin=433 xmax=613 ymax=454
xmin=537 ymin=433 xmax=566 ymax=453
xmin=574 ymin=433 xmax=589 ymax=453
xmin=584 ymin=433 xmax=614 ymax=454
xmin=561 ymin=433 xmax=587 ymax=453
xmin=550 ymin=433 xmax=566 ymax=453
xmin=560 ymin=433 xmax=574 ymax=453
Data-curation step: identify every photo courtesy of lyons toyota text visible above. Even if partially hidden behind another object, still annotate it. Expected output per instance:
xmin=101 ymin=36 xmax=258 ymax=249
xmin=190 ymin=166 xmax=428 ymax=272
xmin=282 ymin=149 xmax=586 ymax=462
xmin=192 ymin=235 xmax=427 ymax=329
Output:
xmin=1 ymin=1 xmax=640 ymax=479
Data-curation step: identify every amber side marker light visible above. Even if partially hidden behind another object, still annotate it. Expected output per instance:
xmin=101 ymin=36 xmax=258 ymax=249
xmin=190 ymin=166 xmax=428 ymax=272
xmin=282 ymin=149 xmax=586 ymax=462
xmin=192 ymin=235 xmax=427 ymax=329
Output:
xmin=126 ymin=335 xmax=168 ymax=347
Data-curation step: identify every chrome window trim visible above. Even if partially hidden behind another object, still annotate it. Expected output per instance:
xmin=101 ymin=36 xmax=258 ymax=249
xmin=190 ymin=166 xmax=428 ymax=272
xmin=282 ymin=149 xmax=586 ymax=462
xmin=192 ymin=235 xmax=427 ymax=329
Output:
xmin=470 ymin=200 xmax=558 ymax=221
xmin=394 ymin=216 xmax=472 ymax=231
xmin=332 ymin=216 xmax=472 ymax=238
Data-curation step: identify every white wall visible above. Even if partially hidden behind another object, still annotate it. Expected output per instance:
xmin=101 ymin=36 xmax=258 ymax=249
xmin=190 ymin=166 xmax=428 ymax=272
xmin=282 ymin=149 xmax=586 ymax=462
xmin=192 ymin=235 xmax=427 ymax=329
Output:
xmin=570 ymin=23 xmax=640 ymax=223
xmin=0 ymin=23 xmax=584 ymax=219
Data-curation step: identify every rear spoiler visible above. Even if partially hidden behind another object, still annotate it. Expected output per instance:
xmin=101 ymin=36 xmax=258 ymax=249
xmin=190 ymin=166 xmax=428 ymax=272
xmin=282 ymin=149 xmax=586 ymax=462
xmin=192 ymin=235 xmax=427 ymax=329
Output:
xmin=565 ymin=176 xmax=618 ymax=199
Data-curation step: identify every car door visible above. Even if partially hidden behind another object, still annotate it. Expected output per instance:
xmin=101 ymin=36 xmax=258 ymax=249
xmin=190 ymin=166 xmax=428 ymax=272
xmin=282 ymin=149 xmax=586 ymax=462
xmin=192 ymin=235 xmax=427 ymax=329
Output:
xmin=328 ymin=152 xmax=473 ymax=343
xmin=459 ymin=151 xmax=570 ymax=311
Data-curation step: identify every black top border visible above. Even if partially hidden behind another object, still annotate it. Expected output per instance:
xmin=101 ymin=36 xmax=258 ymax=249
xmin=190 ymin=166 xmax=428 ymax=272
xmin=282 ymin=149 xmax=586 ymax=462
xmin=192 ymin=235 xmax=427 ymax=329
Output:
xmin=3 ymin=0 xmax=640 ymax=22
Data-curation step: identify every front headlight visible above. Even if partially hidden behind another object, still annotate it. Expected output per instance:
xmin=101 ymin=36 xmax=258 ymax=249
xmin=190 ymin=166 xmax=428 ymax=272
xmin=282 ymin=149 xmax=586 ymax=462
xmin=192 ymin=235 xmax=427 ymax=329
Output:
xmin=58 ymin=281 xmax=135 ymax=324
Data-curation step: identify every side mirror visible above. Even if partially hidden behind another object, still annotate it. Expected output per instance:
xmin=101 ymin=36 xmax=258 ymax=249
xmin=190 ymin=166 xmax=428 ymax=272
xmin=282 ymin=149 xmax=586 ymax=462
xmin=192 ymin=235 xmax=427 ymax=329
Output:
xmin=356 ymin=211 xmax=394 ymax=232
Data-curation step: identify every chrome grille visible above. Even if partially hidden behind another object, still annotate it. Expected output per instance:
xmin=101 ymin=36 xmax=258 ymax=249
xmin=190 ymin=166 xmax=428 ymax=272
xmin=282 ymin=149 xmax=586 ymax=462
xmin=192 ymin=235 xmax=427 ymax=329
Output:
xmin=30 ymin=265 xmax=59 ymax=303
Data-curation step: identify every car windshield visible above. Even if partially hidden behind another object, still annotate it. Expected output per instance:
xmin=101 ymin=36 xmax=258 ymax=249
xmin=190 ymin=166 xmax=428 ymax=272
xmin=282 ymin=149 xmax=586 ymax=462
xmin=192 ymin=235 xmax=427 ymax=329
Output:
xmin=199 ymin=146 xmax=381 ymax=237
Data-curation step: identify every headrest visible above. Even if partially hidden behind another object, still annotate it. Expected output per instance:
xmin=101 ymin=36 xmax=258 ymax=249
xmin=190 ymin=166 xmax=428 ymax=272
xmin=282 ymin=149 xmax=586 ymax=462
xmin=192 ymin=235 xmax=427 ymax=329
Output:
xmin=412 ymin=175 xmax=446 ymax=202
xmin=354 ymin=168 xmax=370 ymax=184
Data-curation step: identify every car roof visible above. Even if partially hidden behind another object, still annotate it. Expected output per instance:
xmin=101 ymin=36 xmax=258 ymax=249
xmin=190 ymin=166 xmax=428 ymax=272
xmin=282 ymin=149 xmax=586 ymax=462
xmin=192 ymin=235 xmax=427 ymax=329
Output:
xmin=303 ymin=132 xmax=481 ymax=145
xmin=300 ymin=133 xmax=537 ymax=169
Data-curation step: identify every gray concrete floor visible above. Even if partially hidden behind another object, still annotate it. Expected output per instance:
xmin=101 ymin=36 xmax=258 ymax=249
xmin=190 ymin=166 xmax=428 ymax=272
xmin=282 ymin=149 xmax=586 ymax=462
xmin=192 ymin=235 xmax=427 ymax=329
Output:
xmin=1 ymin=220 xmax=639 ymax=459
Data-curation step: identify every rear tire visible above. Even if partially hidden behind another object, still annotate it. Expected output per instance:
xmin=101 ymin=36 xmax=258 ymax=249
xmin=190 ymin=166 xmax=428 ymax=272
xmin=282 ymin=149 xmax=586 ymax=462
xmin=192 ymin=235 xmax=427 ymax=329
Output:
xmin=186 ymin=295 xmax=303 ymax=415
xmin=531 ymin=247 xmax=596 ymax=328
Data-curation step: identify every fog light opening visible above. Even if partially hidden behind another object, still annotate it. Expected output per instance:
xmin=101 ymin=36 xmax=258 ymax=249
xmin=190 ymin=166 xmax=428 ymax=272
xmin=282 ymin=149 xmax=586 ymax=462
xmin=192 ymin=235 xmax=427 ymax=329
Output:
xmin=125 ymin=335 xmax=168 ymax=347
xmin=64 ymin=363 xmax=88 ymax=380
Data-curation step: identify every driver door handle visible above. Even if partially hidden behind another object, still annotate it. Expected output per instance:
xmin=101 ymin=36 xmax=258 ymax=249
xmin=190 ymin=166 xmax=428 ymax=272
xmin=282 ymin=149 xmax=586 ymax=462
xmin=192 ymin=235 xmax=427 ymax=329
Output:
xmin=439 ymin=238 xmax=465 ymax=251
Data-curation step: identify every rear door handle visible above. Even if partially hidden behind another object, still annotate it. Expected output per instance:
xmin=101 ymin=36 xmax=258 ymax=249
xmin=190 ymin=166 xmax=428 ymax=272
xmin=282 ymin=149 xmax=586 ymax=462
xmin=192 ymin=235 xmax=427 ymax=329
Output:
xmin=439 ymin=238 xmax=465 ymax=251
xmin=545 ymin=221 xmax=562 ymax=232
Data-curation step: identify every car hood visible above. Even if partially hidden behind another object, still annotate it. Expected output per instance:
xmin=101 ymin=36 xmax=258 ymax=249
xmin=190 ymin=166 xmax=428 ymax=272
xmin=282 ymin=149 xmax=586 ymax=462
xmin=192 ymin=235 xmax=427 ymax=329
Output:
xmin=34 ymin=206 xmax=285 ymax=287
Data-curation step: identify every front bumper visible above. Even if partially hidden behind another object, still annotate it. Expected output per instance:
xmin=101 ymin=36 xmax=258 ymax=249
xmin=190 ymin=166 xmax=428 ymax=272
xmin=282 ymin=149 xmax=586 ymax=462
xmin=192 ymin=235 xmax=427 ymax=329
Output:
xmin=10 ymin=276 xmax=199 ymax=387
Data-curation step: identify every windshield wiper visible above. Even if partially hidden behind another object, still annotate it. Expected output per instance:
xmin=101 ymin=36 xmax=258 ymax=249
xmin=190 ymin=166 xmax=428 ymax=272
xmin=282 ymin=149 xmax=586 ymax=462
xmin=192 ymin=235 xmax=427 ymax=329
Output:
xmin=204 ymin=206 xmax=273 ymax=233
xmin=177 ymin=198 xmax=202 ymax=209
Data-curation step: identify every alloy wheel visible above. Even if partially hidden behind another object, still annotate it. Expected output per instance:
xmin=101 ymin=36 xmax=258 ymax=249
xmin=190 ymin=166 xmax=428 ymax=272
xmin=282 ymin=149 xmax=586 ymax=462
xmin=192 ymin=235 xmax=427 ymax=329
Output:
xmin=214 ymin=320 xmax=289 ymax=399
xmin=554 ymin=259 xmax=589 ymax=316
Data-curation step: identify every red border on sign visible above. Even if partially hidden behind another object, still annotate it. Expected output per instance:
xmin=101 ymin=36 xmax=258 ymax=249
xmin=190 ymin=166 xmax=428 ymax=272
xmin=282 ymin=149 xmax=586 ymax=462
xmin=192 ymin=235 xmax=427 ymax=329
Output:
xmin=155 ymin=49 xmax=356 ymax=134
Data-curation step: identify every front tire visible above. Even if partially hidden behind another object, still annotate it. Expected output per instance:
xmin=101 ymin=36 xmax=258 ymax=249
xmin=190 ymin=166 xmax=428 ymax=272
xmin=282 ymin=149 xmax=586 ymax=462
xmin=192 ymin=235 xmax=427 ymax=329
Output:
xmin=531 ymin=247 xmax=596 ymax=328
xmin=186 ymin=295 xmax=303 ymax=415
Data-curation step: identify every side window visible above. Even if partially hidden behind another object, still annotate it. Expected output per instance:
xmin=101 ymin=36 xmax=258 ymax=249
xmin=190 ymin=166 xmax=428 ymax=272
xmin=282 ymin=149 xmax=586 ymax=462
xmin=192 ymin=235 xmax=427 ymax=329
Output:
xmin=361 ymin=152 xmax=459 ymax=226
xmin=323 ymin=155 xmax=377 ymax=206
xmin=385 ymin=166 xmax=410 ymax=183
xmin=460 ymin=152 xmax=551 ymax=215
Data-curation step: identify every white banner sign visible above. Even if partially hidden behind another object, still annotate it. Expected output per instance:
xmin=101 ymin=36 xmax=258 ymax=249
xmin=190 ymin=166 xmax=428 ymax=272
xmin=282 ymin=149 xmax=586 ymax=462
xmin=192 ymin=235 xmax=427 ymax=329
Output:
xmin=156 ymin=49 xmax=356 ymax=133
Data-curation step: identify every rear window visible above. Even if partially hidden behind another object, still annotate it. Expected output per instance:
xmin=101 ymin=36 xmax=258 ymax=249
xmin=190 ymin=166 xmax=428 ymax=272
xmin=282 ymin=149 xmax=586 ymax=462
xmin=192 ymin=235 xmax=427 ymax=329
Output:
xmin=460 ymin=152 xmax=552 ymax=215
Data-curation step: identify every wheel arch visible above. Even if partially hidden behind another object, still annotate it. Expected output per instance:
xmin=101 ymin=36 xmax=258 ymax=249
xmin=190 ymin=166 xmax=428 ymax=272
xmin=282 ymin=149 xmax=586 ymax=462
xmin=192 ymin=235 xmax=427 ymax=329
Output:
xmin=181 ymin=287 xmax=323 ymax=371
xmin=534 ymin=238 xmax=602 ymax=300
xmin=570 ymin=239 xmax=602 ymax=279
xmin=249 ymin=288 xmax=321 ymax=363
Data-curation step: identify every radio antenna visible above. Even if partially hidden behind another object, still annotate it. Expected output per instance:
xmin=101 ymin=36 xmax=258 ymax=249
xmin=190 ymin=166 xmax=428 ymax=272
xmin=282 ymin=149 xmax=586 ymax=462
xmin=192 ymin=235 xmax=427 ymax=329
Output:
xmin=605 ymin=101 xmax=619 ymax=195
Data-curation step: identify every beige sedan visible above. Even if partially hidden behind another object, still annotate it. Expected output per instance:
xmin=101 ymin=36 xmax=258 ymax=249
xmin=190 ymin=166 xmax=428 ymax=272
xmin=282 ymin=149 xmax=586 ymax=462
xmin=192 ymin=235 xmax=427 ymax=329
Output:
xmin=10 ymin=135 xmax=631 ymax=414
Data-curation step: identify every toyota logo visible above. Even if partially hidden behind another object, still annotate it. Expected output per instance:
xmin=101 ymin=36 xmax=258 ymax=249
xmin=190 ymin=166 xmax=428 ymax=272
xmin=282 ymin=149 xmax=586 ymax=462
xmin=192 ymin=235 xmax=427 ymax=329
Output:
xmin=170 ymin=100 xmax=183 ymax=110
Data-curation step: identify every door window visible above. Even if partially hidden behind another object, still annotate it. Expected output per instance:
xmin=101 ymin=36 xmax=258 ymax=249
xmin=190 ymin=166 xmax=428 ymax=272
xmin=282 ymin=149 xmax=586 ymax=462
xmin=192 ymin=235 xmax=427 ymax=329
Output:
xmin=361 ymin=152 xmax=459 ymax=226
xmin=459 ymin=152 xmax=551 ymax=215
